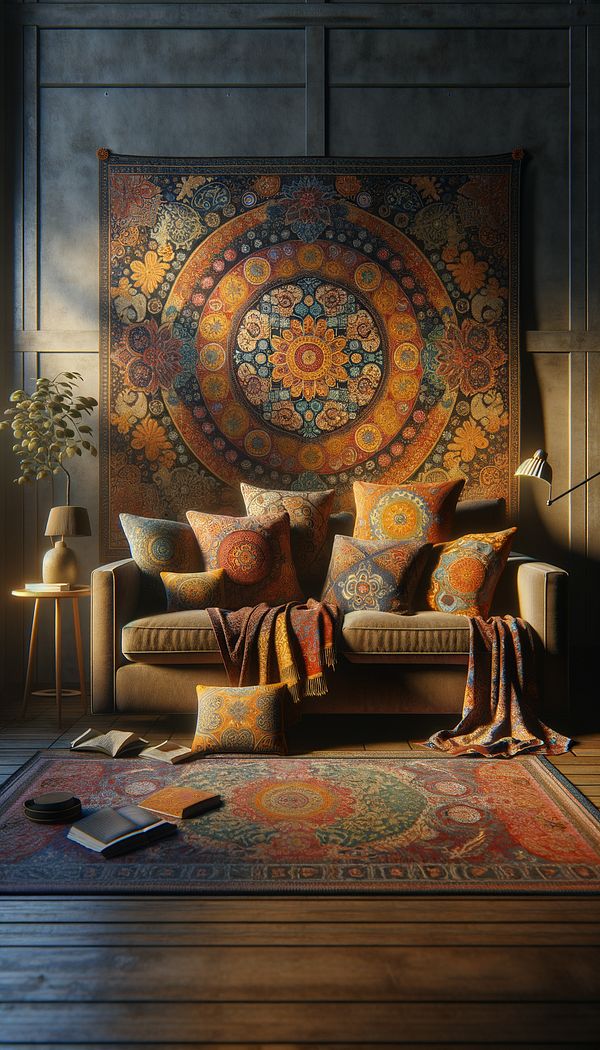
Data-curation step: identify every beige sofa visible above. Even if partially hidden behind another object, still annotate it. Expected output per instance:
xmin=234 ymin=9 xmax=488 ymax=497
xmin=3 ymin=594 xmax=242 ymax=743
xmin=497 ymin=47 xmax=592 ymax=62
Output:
xmin=90 ymin=500 xmax=568 ymax=718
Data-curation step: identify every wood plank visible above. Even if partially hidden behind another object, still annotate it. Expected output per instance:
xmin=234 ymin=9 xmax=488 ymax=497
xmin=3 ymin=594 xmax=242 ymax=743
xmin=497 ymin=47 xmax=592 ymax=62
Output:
xmin=9 ymin=1045 xmax=600 ymax=1050
xmin=11 ymin=1045 xmax=600 ymax=1050
xmin=1 ymin=921 xmax=599 ymax=948
xmin=1 ymin=945 xmax=598 ymax=1002
xmin=1 ymin=897 xmax=598 ymax=924
xmin=1 ymin=1001 xmax=598 ymax=1043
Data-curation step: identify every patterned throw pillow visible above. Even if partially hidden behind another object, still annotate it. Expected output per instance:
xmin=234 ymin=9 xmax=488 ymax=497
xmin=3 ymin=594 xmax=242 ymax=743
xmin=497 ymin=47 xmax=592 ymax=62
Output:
xmin=120 ymin=513 xmax=202 ymax=609
xmin=321 ymin=535 xmax=432 ymax=614
xmin=424 ymin=527 xmax=517 ymax=617
xmin=353 ymin=479 xmax=464 ymax=544
xmin=192 ymin=683 xmax=288 ymax=755
xmin=186 ymin=510 xmax=302 ymax=608
xmin=240 ymin=482 xmax=334 ymax=594
xmin=160 ymin=569 xmax=225 ymax=612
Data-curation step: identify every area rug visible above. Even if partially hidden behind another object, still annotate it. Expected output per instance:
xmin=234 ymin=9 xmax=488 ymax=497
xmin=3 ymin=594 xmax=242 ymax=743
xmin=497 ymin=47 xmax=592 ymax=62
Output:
xmin=99 ymin=153 xmax=520 ymax=559
xmin=1 ymin=754 xmax=599 ymax=895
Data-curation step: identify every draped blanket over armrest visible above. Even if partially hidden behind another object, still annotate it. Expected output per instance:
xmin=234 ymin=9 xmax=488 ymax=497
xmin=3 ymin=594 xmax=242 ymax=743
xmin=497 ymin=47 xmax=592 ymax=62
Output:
xmin=422 ymin=616 xmax=571 ymax=757
xmin=207 ymin=600 xmax=339 ymax=703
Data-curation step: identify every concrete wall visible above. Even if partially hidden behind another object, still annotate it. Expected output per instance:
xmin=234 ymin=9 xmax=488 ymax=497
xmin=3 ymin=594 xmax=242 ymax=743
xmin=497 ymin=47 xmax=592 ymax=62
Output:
xmin=1 ymin=2 xmax=599 ymax=704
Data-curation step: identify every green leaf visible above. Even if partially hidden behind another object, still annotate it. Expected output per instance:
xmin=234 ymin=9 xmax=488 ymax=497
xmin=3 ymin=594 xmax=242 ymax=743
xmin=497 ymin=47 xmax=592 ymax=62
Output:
xmin=91 ymin=447 xmax=98 ymax=457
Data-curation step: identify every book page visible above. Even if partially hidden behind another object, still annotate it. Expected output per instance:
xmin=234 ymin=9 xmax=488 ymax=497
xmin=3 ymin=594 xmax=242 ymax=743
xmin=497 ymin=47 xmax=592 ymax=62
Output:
xmin=117 ymin=805 xmax=162 ymax=829
xmin=71 ymin=808 xmax=138 ymax=844
xmin=71 ymin=729 xmax=137 ymax=756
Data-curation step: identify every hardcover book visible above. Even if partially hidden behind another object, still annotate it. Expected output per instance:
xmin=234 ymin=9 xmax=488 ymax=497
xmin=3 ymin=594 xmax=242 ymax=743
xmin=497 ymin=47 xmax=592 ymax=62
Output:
xmin=67 ymin=804 xmax=177 ymax=857
xmin=139 ymin=786 xmax=221 ymax=820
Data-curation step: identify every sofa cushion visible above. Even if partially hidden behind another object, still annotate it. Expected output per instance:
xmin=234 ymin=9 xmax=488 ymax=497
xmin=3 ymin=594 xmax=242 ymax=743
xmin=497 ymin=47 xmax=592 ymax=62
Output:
xmin=122 ymin=610 xmax=220 ymax=664
xmin=341 ymin=610 xmax=470 ymax=657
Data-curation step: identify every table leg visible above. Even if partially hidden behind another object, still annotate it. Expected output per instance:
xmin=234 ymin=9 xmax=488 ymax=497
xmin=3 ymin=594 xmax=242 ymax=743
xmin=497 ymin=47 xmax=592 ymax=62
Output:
xmin=55 ymin=598 xmax=62 ymax=728
xmin=21 ymin=598 xmax=41 ymax=720
xmin=72 ymin=597 xmax=88 ymax=715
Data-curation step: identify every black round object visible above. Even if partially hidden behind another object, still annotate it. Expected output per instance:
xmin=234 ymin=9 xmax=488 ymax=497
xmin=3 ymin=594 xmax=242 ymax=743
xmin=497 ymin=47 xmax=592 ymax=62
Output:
xmin=26 ymin=791 xmax=77 ymax=811
xmin=23 ymin=792 xmax=82 ymax=823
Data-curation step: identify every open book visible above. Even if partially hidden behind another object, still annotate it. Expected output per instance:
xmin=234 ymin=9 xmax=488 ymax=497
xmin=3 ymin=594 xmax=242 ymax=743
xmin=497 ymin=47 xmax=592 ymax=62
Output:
xmin=67 ymin=804 xmax=177 ymax=857
xmin=138 ymin=740 xmax=194 ymax=764
xmin=70 ymin=728 xmax=148 ymax=757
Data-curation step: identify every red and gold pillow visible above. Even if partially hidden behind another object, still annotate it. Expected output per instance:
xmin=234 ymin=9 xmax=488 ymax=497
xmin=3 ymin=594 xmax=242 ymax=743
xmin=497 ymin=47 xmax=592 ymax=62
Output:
xmin=424 ymin=528 xmax=517 ymax=617
xmin=192 ymin=682 xmax=288 ymax=755
xmin=321 ymin=535 xmax=431 ymax=614
xmin=353 ymin=479 xmax=464 ymax=544
xmin=160 ymin=568 xmax=225 ymax=612
xmin=240 ymin=482 xmax=334 ymax=595
xmin=186 ymin=510 xmax=302 ymax=608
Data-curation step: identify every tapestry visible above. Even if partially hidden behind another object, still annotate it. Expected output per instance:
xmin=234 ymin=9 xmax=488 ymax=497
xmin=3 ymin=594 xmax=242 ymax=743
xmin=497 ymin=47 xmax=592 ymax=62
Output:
xmin=1 ymin=754 xmax=599 ymax=894
xmin=99 ymin=153 xmax=521 ymax=558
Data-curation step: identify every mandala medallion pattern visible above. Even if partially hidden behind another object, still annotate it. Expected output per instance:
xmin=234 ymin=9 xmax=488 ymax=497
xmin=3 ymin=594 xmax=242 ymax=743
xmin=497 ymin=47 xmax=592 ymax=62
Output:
xmin=100 ymin=155 xmax=520 ymax=557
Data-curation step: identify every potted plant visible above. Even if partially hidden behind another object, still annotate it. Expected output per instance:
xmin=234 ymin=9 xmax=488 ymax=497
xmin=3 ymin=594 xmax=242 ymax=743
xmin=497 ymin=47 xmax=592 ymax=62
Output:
xmin=0 ymin=372 xmax=98 ymax=583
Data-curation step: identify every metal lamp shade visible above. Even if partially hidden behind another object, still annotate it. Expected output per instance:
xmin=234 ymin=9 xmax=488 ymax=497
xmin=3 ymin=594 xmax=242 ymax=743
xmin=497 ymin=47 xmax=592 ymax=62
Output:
xmin=515 ymin=449 xmax=553 ymax=488
xmin=44 ymin=506 xmax=91 ymax=538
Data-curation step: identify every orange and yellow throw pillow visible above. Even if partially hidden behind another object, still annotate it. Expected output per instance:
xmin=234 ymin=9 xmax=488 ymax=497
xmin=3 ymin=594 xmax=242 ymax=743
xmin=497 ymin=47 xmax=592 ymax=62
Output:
xmin=424 ymin=527 xmax=517 ymax=618
xmin=192 ymin=682 xmax=288 ymax=755
xmin=160 ymin=568 xmax=225 ymax=612
xmin=352 ymin=479 xmax=464 ymax=544
xmin=186 ymin=509 xmax=302 ymax=609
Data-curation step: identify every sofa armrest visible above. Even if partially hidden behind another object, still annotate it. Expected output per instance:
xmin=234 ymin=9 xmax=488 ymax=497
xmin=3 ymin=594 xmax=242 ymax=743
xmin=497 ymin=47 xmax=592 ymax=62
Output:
xmin=91 ymin=558 xmax=141 ymax=713
xmin=517 ymin=560 xmax=568 ymax=657
xmin=517 ymin=560 xmax=569 ymax=713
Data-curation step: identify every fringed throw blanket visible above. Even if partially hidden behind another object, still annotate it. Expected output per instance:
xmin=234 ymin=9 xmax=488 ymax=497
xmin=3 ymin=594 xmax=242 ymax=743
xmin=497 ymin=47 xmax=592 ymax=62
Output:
xmin=208 ymin=600 xmax=338 ymax=703
xmin=423 ymin=616 xmax=571 ymax=757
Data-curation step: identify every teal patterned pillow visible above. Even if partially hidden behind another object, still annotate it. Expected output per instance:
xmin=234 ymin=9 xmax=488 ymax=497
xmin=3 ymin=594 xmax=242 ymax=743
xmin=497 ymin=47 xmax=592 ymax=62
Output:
xmin=120 ymin=513 xmax=202 ymax=610
xmin=321 ymin=535 xmax=431 ymax=614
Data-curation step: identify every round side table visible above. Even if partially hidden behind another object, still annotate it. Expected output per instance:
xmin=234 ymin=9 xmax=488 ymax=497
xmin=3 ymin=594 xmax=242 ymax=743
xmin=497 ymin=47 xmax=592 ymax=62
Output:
xmin=12 ymin=586 xmax=91 ymax=727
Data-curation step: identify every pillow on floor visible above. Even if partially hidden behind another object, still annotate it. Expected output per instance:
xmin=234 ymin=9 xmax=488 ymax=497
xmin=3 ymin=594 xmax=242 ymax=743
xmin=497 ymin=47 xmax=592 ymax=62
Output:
xmin=160 ymin=568 xmax=225 ymax=612
xmin=240 ymin=482 xmax=334 ymax=595
xmin=192 ymin=683 xmax=288 ymax=755
xmin=321 ymin=535 xmax=432 ymax=614
xmin=186 ymin=509 xmax=302 ymax=608
xmin=423 ymin=527 xmax=517 ymax=617
xmin=353 ymin=479 xmax=464 ymax=544
xmin=120 ymin=513 xmax=202 ymax=610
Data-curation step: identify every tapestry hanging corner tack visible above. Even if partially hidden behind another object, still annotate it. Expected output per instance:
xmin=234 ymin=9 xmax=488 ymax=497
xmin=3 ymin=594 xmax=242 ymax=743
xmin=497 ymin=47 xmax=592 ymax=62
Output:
xmin=99 ymin=154 xmax=521 ymax=560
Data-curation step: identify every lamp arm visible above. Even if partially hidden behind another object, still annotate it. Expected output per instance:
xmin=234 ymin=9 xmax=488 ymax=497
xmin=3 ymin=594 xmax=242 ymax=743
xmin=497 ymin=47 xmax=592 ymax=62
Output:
xmin=547 ymin=469 xmax=600 ymax=506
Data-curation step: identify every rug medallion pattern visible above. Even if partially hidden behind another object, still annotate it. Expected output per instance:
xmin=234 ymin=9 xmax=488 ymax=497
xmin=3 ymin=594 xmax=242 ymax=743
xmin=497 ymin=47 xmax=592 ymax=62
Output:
xmin=1 ymin=755 xmax=598 ymax=894
xmin=100 ymin=155 xmax=520 ymax=557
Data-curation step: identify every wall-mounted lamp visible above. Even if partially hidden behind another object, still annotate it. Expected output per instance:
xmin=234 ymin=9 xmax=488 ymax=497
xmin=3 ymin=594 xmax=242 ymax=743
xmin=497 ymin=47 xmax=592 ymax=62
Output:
xmin=515 ymin=449 xmax=600 ymax=506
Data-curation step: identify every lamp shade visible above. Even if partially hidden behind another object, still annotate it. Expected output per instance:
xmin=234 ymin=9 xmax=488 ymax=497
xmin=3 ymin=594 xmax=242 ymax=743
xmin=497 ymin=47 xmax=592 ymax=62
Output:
xmin=44 ymin=505 xmax=91 ymax=538
xmin=515 ymin=449 xmax=553 ymax=487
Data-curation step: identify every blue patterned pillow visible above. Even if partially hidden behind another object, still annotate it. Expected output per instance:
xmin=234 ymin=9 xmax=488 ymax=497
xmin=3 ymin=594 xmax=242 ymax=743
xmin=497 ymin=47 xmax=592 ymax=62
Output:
xmin=120 ymin=513 xmax=202 ymax=610
xmin=321 ymin=535 xmax=431 ymax=614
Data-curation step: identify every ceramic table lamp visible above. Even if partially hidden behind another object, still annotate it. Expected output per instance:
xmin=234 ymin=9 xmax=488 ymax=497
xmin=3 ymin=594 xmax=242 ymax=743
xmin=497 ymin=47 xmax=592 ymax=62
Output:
xmin=42 ymin=506 xmax=91 ymax=585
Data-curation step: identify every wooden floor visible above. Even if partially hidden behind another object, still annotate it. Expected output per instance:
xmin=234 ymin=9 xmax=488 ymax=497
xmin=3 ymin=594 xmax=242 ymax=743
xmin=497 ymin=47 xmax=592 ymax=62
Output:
xmin=1 ymin=701 xmax=599 ymax=1048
